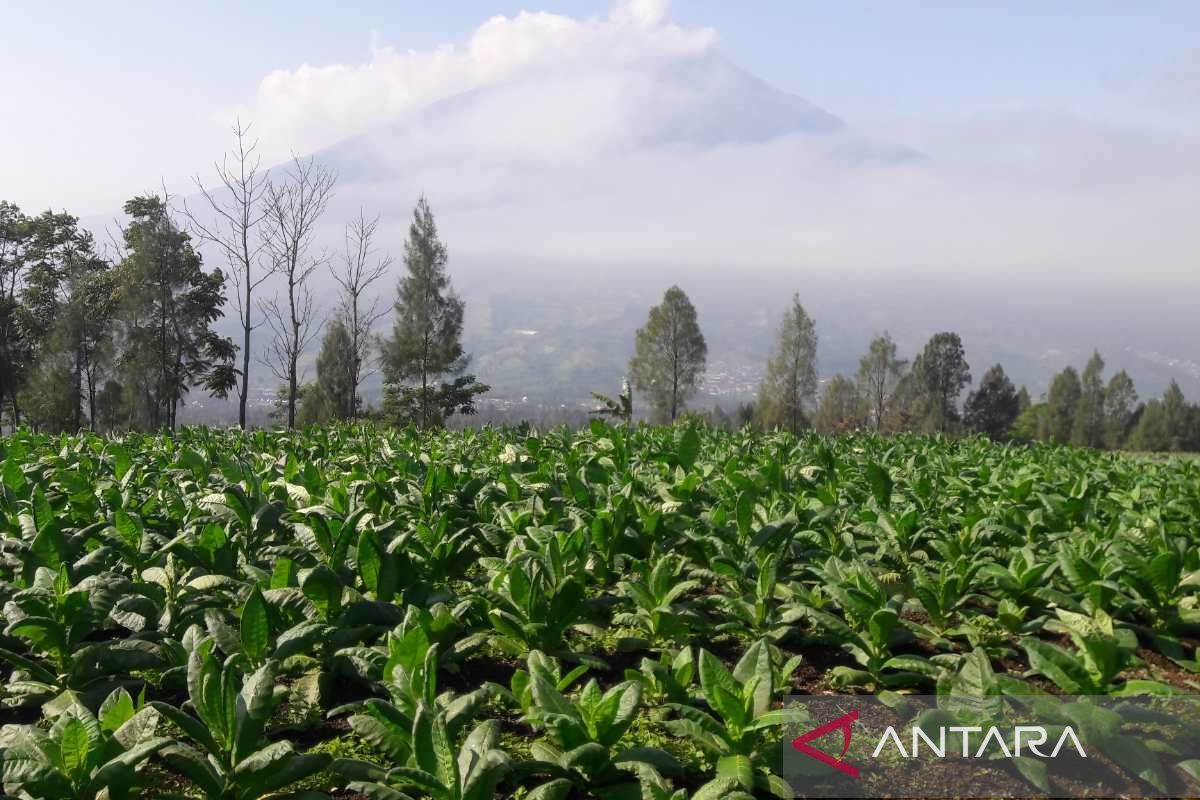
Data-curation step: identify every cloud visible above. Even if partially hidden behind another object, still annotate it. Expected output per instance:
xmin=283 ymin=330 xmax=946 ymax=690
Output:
xmin=610 ymin=0 xmax=669 ymax=29
xmin=325 ymin=111 xmax=1200 ymax=287
xmin=219 ymin=0 xmax=1200 ymax=289
xmin=236 ymin=0 xmax=715 ymax=160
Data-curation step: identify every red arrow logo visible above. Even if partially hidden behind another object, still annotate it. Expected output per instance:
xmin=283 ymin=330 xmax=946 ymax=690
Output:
xmin=791 ymin=709 xmax=859 ymax=779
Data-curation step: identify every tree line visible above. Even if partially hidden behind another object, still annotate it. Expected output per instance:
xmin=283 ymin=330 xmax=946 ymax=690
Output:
xmin=0 ymin=123 xmax=485 ymax=434
xmin=613 ymin=285 xmax=1200 ymax=452
xmin=4 ymin=122 xmax=1198 ymax=451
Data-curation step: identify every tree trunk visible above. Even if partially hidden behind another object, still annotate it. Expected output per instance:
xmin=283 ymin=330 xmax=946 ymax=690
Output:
xmin=73 ymin=345 xmax=83 ymax=431
xmin=87 ymin=372 xmax=97 ymax=431
xmin=239 ymin=276 xmax=251 ymax=428
xmin=350 ymin=298 xmax=360 ymax=418
xmin=421 ymin=370 xmax=428 ymax=430
xmin=287 ymin=271 xmax=299 ymax=429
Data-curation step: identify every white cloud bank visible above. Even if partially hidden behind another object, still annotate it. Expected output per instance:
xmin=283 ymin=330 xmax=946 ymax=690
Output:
xmin=240 ymin=0 xmax=716 ymax=159
xmin=225 ymin=0 xmax=1200 ymax=285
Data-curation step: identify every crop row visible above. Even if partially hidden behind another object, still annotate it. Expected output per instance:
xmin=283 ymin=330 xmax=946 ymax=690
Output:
xmin=0 ymin=424 xmax=1198 ymax=798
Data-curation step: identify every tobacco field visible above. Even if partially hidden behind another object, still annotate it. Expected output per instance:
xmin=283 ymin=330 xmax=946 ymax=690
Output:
xmin=0 ymin=423 xmax=1198 ymax=798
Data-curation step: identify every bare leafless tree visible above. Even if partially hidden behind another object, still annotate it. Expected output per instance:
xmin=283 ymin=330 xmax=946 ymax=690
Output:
xmin=181 ymin=119 xmax=268 ymax=428
xmin=259 ymin=154 xmax=336 ymax=428
xmin=334 ymin=209 xmax=392 ymax=416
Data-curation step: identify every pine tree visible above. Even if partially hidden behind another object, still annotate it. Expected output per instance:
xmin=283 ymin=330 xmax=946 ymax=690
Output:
xmin=1163 ymin=380 xmax=1190 ymax=451
xmin=756 ymin=293 xmax=818 ymax=434
xmin=1039 ymin=367 xmax=1081 ymax=444
xmin=629 ymin=285 xmax=707 ymax=422
xmin=1127 ymin=399 xmax=1169 ymax=451
xmin=299 ymin=316 xmax=357 ymax=424
xmin=1071 ymin=351 xmax=1105 ymax=448
xmin=964 ymin=363 xmax=1019 ymax=439
xmin=1102 ymin=370 xmax=1138 ymax=449
xmin=1016 ymin=386 xmax=1031 ymax=413
xmin=380 ymin=196 xmax=486 ymax=428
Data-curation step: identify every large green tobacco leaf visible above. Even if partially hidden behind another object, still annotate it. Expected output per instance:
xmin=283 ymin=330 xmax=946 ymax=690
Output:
xmin=1 ymin=423 xmax=1198 ymax=799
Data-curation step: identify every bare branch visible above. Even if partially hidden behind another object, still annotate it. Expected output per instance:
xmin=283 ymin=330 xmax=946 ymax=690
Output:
xmin=331 ymin=207 xmax=393 ymax=415
xmin=178 ymin=118 xmax=268 ymax=428
xmin=258 ymin=152 xmax=338 ymax=427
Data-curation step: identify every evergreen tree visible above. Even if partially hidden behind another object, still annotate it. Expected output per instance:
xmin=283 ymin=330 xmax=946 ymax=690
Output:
xmin=1039 ymin=366 xmax=1081 ymax=443
xmin=1127 ymin=399 xmax=1169 ymax=451
xmin=857 ymin=332 xmax=907 ymax=431
xmin=380 ymin=196 xmax=486 ymax=428
xmin=814 ymin=375 xmax=863 ymax=434
xmin=1016 ymin=386 xmax=1031 ymax=413
xmin=1162 ymin=380 xmax=1192 ymax=451
xmin=299 ymin=316 xmax=357 ymax=424
xmin=629 ymin=285 xmax=707 ymax=423
xmin=1102 ymin=370 xmax=1138 ymax=449
xmin=115 ymin=195 xmax=236 ymax=431
xmin=1070 ymin=350 xmax=1106 ymax=448
xmin=911 ymin=331 xmax=971 ymax=433
xmin=964 ymin=363 xmax=1019 ymax=439
xmin=756 ymin=293 xmax=818 ymax=433
xmin=1009 ymin=402 xmax=1045 ymax=443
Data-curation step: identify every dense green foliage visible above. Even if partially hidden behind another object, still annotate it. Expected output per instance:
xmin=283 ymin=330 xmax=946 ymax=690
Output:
xmin=380 ymin=196 xmax=487 ymax=430
xmin=1 ymin=423 xmax=1198 ymax=798
xmin=629 ymin=286 xmax=708 ymax=423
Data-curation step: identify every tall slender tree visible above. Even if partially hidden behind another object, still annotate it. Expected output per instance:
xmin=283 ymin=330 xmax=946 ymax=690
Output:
xmin=260 ymin=154 xmax=337 ymax=428
xmin=299 ymin=315 xmax=356 ymax=424
xmin=756 ymin=293 xmax=818 ymax=433
xmin=857 ymin=332 xmax=907 ymax=431
xmin=629 ymin=285 xmax=707 ymax=423
xmin=1071 ymin=350 xmax=1106 ymax=448
xmin=182 ymin=119 xmax=268 ymax=429
xmin=1039 ymin=366 xmax=1081 ymax=444
xmin=1103 ymin=370 xmax=1138 ymax=449
xmin=380 ymin=196 xmax=486 ymax=428
xmin=19 ymin=212 xmax=118 ymax=431
xmin=333 ymin=209 xmax=392 ymax=416
xmin=0 ymin=201 xmax=32 ymax=425
xmin=1163 ymin=380 xmax=1192 ymax=451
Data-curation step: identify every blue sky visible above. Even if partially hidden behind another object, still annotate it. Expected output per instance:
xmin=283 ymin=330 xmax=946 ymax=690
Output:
xmin=1 ymin=1 xmax=1198 ymax=219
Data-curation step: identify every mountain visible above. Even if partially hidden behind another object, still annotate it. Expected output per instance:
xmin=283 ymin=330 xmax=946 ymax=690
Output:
xmin=80 ymin=30 xmax=1196 ymax=425
xmin=313 ymin=48 xmax=920 ymax=183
